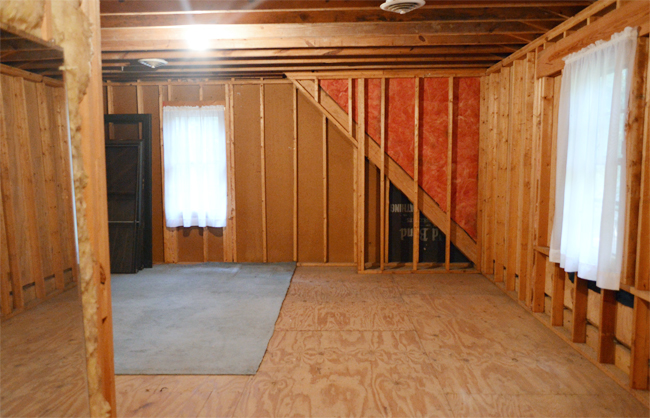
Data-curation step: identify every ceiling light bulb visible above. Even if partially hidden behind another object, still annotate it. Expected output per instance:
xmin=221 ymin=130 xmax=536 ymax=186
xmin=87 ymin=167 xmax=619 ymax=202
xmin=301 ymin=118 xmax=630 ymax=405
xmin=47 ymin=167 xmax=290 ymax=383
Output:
xmin=185 ymin=26 xmax=210 ymax=50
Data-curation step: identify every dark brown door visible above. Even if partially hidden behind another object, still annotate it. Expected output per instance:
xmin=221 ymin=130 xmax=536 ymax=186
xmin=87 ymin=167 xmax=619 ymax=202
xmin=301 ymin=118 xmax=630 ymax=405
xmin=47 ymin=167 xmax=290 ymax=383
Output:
xmin=106 ymin=142 xmax=142 ymax=273
xmin=104 ymin=114 xmax=153 ymax=273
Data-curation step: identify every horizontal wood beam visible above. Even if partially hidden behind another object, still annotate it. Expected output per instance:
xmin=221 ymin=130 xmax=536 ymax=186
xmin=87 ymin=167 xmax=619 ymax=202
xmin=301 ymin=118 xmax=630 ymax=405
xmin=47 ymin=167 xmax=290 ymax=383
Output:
xmin=487 ymin=0 xmax=617 ymax=74
xmin=101 ymin=45 xmax=519 ymax=61
xmin=100 ymin=9 xmax=566 ymax=27
xmin=101 ymin=33 xmax=533 ymax=51
xmin=96 ymin=63 xmax=492 ymax=78
xmin=99 ymin=1 xmax=593 ymax=14
xmin=100 ymin=54 xmax=501 ymax=69
xmin=101 ymin=21 xmax=545 ymax=41
xmin=286 ymin=69 xmax=486 ymax=78
xmin=536 ymin=0 xmax=650 ymax=78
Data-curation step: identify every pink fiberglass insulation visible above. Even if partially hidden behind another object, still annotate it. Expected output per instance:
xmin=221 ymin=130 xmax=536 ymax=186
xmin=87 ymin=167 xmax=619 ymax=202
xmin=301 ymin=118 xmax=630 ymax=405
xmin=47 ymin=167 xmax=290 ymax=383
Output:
xmin=320 ymin=77 xmax=479 ymax=240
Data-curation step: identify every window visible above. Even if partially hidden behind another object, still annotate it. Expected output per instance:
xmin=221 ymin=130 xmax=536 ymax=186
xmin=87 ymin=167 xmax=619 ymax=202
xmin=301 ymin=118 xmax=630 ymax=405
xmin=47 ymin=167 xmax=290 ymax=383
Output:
xmin=162 ymin=105 xmax=227 ymax=228
xmin=549 ymin=27 xmax=638 ymax=290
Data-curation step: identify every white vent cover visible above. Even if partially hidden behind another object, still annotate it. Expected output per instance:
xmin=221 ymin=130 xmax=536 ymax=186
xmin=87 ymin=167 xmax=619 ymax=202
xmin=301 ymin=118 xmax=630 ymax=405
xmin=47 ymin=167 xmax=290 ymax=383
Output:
xmin=380 ymin=0 xmax=425 ymax=14
xmin=138 ymin=58 xmax=168 ymax=69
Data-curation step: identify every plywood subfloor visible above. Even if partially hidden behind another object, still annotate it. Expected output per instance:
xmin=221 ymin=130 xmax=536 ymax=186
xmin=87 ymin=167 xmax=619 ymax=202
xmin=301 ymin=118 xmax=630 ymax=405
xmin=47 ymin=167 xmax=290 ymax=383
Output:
xmin=116 ymin=267 xmax=649 ymax=418
xmin=1 ymin=287 xmax=90 ymax=418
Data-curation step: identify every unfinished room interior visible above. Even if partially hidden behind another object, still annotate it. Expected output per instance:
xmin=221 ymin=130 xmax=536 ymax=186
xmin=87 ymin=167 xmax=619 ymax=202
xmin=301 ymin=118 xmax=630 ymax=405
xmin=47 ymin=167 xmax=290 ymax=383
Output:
xmin=1 ymin=0 xmax=650 ymax=416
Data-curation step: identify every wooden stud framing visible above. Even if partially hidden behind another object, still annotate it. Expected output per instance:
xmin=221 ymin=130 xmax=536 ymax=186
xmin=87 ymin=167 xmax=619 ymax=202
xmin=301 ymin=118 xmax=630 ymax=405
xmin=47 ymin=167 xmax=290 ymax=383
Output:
xmin=160 ymin=84 xmax=178 ymax=263
xmin=322 ymin=114 xmax=328 ymax=263
xmin=384 ymin=179 xmax=390 ymax=268
xmin=446 ymin=77 xmax=453 ymax=271
xmin=550 ymin=266 xmax=565 ymax=326
xmin=413 ymin=77 xmax=420 ymax=271
xmin=16 ymin=77 xmax=46 ymax=300
xmin=0 ymin=77 xmax=24 ymax=311
xmin=495 ymin=67 xmax=510 ymax=283
xmin=222 ymin=85 xmax=232 ymax=262
xmin=637 ymin=36 xmax=650 ymax=292
xmin=572 ymin=276 xmax=588 ymax=343
xmin=532 ymin=76 xmax=554 ymax=312
xmin=630 ymin=298 xmax=650 ymax=390
xmin=622 ymin=37 xmax=649 ymax=286
xmin=260 ymin=83 xmax=268 ymax=263
xmin=54 ymin=87 xmax=79 ymax=282
xmin=292 ymin=85 xmax=298 ymax=262
xmin=227 ymin=83 xmax=237 ymax=262
xmin=507 ymin=59 xmax=524 ymax=291
xmin=518 ymin=52 xmax=536 ymax=301
xmin=379 ymin=78 xmax=386 ymax=272
xmin=197 ymin=85 xmax=209 ymax=262
xmin=348 ymin=78 xmax=353 ymax=136
xmin=36 ymin=82 xmax=64 ymax=291
xmin=477 ymin=76 xmax=487 ymax=274
xmin=0 ymin=177 xmax=11 ymax=315
xmin=357 ymin=78 xmax=365 ymax=271
xmin=597 ymin=289 xmax=617 ymax=364
xmin=488 ymin=72 xmax=500 ymax=276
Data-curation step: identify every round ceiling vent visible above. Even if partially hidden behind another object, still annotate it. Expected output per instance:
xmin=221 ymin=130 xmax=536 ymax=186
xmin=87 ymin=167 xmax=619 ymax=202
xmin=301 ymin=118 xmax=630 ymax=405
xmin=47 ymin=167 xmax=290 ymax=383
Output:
xmin=138 ymin=58 xmax=168 ymax=69
xmin=380 ymin=0 xmax=425 ymax=14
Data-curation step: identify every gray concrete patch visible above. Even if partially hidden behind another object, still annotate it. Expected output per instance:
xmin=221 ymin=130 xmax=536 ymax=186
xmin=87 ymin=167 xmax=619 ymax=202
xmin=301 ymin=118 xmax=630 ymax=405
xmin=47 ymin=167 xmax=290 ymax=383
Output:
xmin=112 ymin=262 xmax=295 ymax=375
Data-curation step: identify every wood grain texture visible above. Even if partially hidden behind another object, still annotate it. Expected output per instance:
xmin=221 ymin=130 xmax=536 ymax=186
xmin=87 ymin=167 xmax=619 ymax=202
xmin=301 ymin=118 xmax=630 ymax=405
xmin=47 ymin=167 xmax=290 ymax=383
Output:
xmin=111 ymin=266 xmax=649 ymax=417
xmin=1 ymin=289 xmax=89 ymax=418
xmin=234 ymin=84 xmax=264 ymax=262
xmin=297 ymin=92 xmax=325 ymax=262
xmin=264 ymin=84 xmax=295 ymax=263
xmin=236 ymin=330 xmax=453 ymax=418
xmin=327 ymin=122 xmax=355 ymax=263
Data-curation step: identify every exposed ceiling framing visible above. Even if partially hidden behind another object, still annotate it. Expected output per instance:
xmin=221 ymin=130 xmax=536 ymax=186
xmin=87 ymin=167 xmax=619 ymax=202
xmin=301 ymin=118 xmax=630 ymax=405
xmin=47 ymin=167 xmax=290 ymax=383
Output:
xmin=7 ymin=1 xmax=600 ymax=81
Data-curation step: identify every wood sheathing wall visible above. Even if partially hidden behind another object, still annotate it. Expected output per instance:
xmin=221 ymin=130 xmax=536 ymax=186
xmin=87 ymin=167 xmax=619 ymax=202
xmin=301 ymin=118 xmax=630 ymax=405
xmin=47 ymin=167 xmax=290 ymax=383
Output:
xmin=0 ymin=66 xmax=78 ymax=319
xmin=478 ymin=0 xmax=650 ymax=400
xmin=103 ymin=80 xmax=355 ymax=265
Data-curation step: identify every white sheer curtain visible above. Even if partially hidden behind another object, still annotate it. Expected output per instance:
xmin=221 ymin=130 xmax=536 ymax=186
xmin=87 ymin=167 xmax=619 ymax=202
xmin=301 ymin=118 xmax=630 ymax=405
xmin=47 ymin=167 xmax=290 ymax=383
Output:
xmin=163 ymin=105 xmax=227 ymax=228
xmin=549 ymin=27 xmax=638 ymax=290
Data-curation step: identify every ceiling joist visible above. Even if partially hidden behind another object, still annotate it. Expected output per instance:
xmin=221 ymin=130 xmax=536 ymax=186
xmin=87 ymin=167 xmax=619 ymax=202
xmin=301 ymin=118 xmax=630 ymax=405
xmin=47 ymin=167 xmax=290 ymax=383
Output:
xmin=96 ymin=0 xmax=597 ymax=81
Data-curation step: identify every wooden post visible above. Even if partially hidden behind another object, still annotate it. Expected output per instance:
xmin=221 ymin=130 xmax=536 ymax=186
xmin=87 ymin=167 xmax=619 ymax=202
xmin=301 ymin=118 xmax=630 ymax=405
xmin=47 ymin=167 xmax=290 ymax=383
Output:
xmin=477 ymin=76 xmax=487 ymax=274
xmin=635 ymin=31 xmax=650 ymax=293
xmin=14 ymin=78 xmax=46 ymax=301
xmin=532 ymin=76 xmax=555 ymax=312
xmin=630 ymin=297 xmax=650 ymax=390
xmin=550 ymin=265 xmax=565 ymax=326
xmin=413 ymin=77 xmax=420 ymax=271
xmin=507 ymin=61 xmax=523 ymax=291
xmin=488 ymin=72 xmax=500 ymax=276
xmin=446 ymin=77 xmax=453 ymax=271
xmin=223 ymin=84 xmax=232 ymax=262
xmin=227 ymin=83 xmax=237 ymax=262
xmin=322 ymin=114 xmax=328 ymax=263
xmin=519 ymin=52 xmax=536 ymax=302
xmin=380 ymin=78 xmax=386 ymax=272
xmin=357 ymin=78 xmax=365 ymax=272
xmin=0 ymin=77 xmax=24 ymax=311
xmin=348 ymin=78 xmax=353 ymax=136
xmin=198 ymin=85 xmax=209 ymax=262
xmin=293 ymin=85 xmax=298 ymax=262
xmin=572 ymin=276 xmax=588 ymax=343
xmin=160 ymin=84 xmax=178 ymax=263
xmin=260 ymin=83 xmax=268 ymax=263
xmin=79 ymin=0 xmax=116 ymax=412
xmin=622 ymin=37 xmax=649 ymax=286
xmin=36 ymin=82 xmax=65 ymax=291
xmin=597 ymin=289 xmax=617 ymax=363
